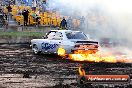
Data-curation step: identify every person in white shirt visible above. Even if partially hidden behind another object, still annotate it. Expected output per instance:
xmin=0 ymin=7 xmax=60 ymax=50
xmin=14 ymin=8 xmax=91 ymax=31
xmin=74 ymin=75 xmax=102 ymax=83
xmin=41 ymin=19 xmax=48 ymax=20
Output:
xmin=32 ymin=0 xmax=37 ymax=11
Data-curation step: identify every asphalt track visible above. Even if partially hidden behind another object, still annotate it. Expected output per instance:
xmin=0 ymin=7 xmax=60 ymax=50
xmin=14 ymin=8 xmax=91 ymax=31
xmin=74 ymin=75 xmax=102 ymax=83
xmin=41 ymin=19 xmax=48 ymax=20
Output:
xmin=0 ymin=44 xmax=132 ymax=88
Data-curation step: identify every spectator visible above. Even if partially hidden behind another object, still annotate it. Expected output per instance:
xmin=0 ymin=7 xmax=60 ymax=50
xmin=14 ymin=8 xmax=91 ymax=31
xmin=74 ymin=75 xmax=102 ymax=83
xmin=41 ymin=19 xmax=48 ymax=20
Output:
xmin=6 ymin=4 xmax=12 ymax=22
xmin=32 ymin=0 xmax=37 ymax=11
xmin=0 ymin=12 xmax=8 ymax=31
xmin=6 ymin=4 xmax=12 ymax=13
xmin=32 ymin=11 xmax=40 ymax=25
xmin=79 ymin=16 xmax=85 ymax=29
xmin=41 ymin=0 xmax=47 ymax=12
xmin=67 ymin=17 xmax=73 ymax=29
xmin=60 ymin=17 xmax=67 ymax=30
xmin=17 ymin=7 xmax=22 ymax=15
xmin=0 ymin=4 xmax=2 ymax=13
xmin=22 ymin=8 xmax=29 ymax=26
xmin=3 ymin=11 xmax=8 ymax=20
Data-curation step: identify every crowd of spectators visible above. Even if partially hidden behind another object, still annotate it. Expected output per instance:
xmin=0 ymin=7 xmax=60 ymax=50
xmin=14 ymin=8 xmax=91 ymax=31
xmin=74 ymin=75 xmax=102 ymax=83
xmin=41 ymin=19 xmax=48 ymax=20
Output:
xmin=0 ymin=0 xmax=85 ymax=30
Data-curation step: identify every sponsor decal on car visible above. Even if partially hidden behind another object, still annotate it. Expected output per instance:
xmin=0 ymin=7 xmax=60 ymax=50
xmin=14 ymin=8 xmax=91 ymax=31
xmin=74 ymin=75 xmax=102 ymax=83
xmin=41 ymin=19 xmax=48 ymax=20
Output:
xmin=41 ymin=42 xmax=58 ymax=50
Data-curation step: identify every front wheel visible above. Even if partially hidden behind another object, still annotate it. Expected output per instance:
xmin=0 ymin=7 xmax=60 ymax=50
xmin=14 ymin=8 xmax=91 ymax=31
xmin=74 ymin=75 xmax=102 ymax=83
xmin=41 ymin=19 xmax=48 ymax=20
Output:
xmin=32 ymin=44 xmax=41 ymax=55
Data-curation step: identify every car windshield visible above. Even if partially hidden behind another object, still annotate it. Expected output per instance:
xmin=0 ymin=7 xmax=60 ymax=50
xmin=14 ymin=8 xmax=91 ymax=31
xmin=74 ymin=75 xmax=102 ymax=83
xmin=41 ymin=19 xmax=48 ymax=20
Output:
xmin=66 ymin=32 xmax=87 ymax=40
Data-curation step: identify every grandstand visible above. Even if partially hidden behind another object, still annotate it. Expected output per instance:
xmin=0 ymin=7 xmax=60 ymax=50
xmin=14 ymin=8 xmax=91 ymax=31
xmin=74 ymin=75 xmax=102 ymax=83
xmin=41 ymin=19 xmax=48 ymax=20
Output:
xmin=0 ymin=0 xmax=81 ymax=31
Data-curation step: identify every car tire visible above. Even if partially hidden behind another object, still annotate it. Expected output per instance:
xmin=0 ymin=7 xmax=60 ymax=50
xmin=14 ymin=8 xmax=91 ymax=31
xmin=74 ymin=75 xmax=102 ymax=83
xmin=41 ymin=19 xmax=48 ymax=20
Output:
xmin=32 ymin=44 xmax=41 ymax=55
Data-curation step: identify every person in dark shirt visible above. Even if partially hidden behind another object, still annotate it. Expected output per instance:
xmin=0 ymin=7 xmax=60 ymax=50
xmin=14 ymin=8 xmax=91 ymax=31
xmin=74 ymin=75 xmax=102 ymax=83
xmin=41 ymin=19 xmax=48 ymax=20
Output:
xmin=6 ymin=4 xmax=12 ymax=22
xmin=60 ymin=17 xmax=67 ymax=29
xmin=6 ymin=4 xmax=12 ymax=12
xmin=22 ymin=9 xmax=29 ymax=26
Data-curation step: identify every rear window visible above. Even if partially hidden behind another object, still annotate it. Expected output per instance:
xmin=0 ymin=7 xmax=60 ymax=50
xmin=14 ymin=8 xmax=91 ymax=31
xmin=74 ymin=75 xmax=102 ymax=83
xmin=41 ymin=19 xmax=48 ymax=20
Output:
xmin=66 ymin=32 xmax=87 ymax=40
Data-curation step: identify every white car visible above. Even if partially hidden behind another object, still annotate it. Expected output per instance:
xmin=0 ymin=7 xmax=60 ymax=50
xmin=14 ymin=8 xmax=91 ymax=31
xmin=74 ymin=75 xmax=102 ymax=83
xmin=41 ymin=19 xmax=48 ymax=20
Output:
xmin=31 ymin=30 xmax=98 ymax=55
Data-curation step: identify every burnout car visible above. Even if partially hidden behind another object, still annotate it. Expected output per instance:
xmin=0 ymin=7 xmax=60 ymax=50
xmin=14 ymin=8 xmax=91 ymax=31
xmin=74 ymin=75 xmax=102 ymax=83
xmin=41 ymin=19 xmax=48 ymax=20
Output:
xmin=30 ymin=30 xmax=98 ymax=55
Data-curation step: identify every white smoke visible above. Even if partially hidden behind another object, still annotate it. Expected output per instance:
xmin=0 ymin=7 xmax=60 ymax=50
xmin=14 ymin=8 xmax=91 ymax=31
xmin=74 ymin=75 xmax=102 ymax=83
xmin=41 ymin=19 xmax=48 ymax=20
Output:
xmin=47 ymin=0 xmax=132 ymax=53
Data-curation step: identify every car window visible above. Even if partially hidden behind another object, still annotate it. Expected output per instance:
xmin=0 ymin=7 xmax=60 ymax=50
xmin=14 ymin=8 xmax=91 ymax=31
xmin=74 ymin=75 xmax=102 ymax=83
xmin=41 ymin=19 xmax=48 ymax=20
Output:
xmin=66 ymin=32 xmax=87 ymax=40
xmin=54 ymin=32 xmax=63 ymax=40
xmin=47 ymin=32 xmax=56 ymax=40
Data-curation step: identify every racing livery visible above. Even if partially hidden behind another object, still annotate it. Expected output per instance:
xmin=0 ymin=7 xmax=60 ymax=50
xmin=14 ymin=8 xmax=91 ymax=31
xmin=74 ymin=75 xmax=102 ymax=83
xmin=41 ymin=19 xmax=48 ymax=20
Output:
xmin=30 ymin=30 xmax=98 ymax=55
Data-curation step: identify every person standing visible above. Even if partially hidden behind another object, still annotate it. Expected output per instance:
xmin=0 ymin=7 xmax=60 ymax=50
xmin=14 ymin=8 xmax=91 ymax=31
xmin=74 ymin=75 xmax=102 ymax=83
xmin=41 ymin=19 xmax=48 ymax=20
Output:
xmin=22 ymin=8 xmax=29 ymax=26
xmin=42 ymin=0 xmax=47 ymax=12
xmin=6 ymin=4 xmax=12 ymax=13
xmin=6 ymin=4 xmax=12 ymax=22
xmin=32 ymin=0 xmax=37 ymax=11
xmin=79 ymin=16 xmax=85 ymax=29
xmin=60 ymin=17 xmax=67 ymax=30
xmin=67 ymin=17 xmax=73 ymax=29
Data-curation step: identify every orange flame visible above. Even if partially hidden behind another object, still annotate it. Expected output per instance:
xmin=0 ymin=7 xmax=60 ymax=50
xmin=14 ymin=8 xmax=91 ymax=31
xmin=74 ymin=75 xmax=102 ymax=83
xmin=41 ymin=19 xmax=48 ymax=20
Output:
xmin=69 ymin=53 xmax=117 ymax=63
xmin=57 ymin=48 xmax=66 ymax=57
xmin=57 ymin=48 xmax=132 ymax=63
xmin=79 ymin=66 xmax=86 ymax=76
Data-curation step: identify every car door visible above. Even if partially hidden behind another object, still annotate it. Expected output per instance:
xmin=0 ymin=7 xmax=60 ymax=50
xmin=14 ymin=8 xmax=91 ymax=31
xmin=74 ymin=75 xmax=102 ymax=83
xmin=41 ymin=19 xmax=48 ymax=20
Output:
xmin=48 ymin=32 xmax=63 ymax=54
xmin=41 ymin=31 xmax=56 ymax=53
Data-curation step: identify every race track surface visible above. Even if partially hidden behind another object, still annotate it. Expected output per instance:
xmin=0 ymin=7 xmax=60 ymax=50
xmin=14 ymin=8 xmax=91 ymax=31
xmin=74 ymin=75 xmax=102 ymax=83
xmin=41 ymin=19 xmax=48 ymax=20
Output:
xmin=0 ymin=44 xmax=132 ymax=88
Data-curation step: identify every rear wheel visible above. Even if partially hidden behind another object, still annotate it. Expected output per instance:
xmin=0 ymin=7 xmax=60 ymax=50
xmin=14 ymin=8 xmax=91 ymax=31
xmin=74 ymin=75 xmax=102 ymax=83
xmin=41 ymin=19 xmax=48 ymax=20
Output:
xmin=32 ymin=44 xmax=41 ymax=55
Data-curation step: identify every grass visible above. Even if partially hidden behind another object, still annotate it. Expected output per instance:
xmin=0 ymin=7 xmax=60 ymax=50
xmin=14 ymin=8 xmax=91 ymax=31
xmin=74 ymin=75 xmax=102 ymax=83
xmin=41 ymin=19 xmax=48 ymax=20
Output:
xmin=0 ymin=32 xmax=44 ymax=37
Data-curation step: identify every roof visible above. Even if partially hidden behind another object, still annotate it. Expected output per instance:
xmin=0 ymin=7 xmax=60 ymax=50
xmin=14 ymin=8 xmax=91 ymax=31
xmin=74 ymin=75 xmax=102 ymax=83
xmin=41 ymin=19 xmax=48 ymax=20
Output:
xmin=50 ymin=30 xmax=81 ymax=33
